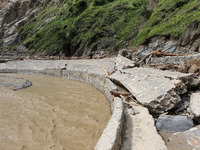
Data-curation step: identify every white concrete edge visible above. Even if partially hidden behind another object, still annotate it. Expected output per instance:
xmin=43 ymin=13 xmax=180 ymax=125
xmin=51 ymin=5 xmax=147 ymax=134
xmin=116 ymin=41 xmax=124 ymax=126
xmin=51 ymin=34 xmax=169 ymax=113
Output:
xmin=0 ymin=68 xmax=124 ymax=150
xmin=94 ymin=97 xmax=124 ymax=150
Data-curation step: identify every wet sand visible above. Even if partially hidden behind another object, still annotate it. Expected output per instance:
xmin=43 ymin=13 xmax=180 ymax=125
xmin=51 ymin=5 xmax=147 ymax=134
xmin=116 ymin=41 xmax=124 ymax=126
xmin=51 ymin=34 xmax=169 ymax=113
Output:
xmin=0 ymin=74 xmax=111 ymax=150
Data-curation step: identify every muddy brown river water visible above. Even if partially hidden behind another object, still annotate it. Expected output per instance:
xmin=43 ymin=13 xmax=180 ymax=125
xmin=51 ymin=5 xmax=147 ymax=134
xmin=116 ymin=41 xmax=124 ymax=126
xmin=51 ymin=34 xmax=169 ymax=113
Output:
xmin=0 ymin=74 xmax=111 ymax=150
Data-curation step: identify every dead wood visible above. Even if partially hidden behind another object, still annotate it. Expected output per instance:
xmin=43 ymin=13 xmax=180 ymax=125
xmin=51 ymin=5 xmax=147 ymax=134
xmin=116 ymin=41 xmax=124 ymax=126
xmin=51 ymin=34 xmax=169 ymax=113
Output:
xmin=110 ymin=91 xmax=131 ymax=97
xmin=139 ymin=49 xmax=193 ymax=64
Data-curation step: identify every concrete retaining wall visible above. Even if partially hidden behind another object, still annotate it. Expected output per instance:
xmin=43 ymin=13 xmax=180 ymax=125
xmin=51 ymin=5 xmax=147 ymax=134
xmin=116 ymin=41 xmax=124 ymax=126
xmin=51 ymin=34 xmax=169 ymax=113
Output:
xmin=0 ymin=60 xmax=124 ymax=150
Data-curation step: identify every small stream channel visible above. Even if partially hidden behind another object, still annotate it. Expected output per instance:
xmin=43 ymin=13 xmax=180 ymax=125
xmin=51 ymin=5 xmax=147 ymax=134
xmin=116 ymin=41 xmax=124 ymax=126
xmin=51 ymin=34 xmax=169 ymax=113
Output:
xmin=0 ymin=74 xmax=111 ymax=150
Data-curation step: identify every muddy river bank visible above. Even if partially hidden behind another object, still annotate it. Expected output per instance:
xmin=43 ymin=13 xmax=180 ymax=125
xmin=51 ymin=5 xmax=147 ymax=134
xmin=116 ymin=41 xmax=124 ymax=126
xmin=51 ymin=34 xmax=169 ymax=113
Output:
xmin=0 ymin=74 xmax=111 ymax=150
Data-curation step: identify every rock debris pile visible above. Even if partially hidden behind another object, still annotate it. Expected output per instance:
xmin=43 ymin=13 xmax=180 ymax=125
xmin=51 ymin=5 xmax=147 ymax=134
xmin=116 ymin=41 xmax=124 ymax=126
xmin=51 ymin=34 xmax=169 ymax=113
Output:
xmin=115 ymin=51 xmax=200 ymax=150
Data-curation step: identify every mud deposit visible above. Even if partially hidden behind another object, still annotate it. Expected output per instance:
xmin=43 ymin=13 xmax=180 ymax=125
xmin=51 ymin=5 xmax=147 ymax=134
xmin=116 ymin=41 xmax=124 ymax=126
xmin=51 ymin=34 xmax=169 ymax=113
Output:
xmin=0 ymin=74 xmax=111 ymax=150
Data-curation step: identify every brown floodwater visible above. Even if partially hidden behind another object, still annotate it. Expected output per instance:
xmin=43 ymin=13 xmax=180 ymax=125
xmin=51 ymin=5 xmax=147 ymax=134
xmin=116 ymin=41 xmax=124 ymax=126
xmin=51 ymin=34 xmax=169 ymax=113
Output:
xmin=0 ymin=74 xmax=111 ymax=150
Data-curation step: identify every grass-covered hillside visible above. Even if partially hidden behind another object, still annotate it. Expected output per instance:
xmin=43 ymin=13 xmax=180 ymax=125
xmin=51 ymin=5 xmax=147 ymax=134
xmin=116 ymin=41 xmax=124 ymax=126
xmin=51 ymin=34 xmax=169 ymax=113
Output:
xmin=18 ymin=0 xmax=200 ymax=56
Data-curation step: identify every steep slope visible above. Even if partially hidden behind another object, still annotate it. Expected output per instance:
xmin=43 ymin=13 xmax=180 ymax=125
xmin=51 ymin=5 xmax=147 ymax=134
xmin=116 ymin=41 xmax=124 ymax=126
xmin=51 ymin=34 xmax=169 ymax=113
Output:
xmin=17 ymin=0 xmax=150 ymax=56
xmin=0 ymin=0 xmax=200 ymax=57
xmin=134 ymin=0 xmax=200 ymax=46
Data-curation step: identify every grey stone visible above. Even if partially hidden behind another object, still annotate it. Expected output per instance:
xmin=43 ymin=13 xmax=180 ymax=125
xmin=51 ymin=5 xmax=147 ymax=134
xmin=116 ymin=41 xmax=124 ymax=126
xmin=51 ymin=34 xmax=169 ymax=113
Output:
xmin=109 ymin=68 xmax=191 ymax=114
xmin=167 ymin=125 xmax=200 ymax=150
xmin=161 ymin=41 xmax=177 ymax=53
xmin=156 ymin=115 xmax=194 ymax=133
xmin=137 ymin=48 xmax=152 ymax=60
xmin=0 ymin=75 xmax=32 ymax=90
xmin=190 ymin=93 xmax=200 ymax=122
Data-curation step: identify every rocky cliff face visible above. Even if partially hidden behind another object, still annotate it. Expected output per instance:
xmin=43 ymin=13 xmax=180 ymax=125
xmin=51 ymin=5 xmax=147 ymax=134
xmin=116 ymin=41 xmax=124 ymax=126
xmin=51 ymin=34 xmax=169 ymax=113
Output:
xmin=0 ymin=0 xmax=37 ymax=46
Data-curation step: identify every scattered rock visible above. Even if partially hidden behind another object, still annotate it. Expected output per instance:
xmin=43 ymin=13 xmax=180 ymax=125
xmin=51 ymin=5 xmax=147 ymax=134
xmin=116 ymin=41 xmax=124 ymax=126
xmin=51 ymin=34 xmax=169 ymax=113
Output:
xmin=150 ymin=53 xmax=200 ymax=65
xmin=136 ymin=36 xmax=180 ymax=61
xmin=110 ymin=68 xmax=191 ymax=114
xmin=185 ymin=59 xmax=200 ymax=74
xmin=156 ymin=115 xmax=194 ymax=133
xmin=190 ymin=93 xmax=200 ymax=123
xmin=167 ymin=125 xmax=200 ymax=150
xmin=161 ymin=41 xmax=178 ymax=53
xmin=0 ymin=75 xmax=32 ymax=90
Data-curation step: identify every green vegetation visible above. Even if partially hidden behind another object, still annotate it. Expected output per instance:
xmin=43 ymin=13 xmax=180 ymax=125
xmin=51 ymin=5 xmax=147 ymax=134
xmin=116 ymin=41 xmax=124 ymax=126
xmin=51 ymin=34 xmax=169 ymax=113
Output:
xmin=19 ymin=0 xmax=149 ymax=55
xmin=18 ymin=0 xmax=200 ymax=56
xmin=133 ymin=0 xmax=200 ymax=45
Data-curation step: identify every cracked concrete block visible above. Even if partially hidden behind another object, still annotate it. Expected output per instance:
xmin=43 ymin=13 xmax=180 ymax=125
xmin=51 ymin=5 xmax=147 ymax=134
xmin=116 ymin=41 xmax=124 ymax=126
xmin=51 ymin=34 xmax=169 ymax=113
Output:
xmin=121 ymin=105 xmax=167 ymax=150
xmin=109 ymin=68 xmax=191 ymax=114
xmin=190 ymin=93 xmax=200 ymax=122
xmin=114 ymin=55 xmax=136 ymax=70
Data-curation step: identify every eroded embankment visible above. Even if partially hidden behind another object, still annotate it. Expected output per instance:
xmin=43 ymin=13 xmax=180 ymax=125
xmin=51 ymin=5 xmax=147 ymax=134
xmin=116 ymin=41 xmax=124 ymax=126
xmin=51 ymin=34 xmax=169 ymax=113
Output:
xmin=0 ymin=58 xmax=124 ymax=150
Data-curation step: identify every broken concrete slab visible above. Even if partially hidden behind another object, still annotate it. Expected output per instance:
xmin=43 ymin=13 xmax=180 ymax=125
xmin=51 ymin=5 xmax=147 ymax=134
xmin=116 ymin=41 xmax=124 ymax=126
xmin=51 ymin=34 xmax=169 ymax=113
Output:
xmin=156 ymin=115 xmax=194 ymax=133
xmin=109 ymin=68 xmax=192 ymax=114
xmin=167 ymin=125 xmax=200 ymax=150
xmin=0 ymin=75 xmax=32 ymax=90
xmin=190 ymin=93 xmax=200 ymax=122
xmin=121 ymin=104 xmax=167 ymax=150
xmin=114 ymin=55 xmax=136 ymax=70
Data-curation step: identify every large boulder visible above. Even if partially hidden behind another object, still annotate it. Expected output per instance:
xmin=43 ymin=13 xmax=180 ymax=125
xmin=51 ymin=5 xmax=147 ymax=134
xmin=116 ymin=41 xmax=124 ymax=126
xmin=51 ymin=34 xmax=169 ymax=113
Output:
xmin=156 ymin=115 xmax=194 ymax=133
xmin=109 ymin=68 xmax=192 ymax=114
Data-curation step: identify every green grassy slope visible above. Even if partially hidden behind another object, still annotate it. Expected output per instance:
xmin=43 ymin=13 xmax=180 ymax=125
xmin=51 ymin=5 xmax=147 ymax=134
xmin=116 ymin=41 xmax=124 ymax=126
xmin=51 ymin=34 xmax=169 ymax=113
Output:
xmin=133 ymin=0 xmax=200 ymax=45
xmin=19 ymin=0 xmax=150 ymax=55
xmin=18 ymin=0 xmax=200 ymax=56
